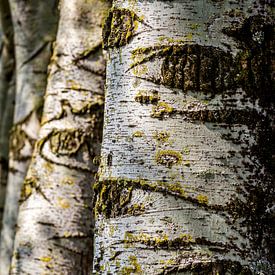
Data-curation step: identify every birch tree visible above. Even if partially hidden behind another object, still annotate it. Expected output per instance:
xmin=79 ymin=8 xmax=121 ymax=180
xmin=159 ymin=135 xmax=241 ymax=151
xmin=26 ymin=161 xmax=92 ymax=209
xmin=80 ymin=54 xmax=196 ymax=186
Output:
xmin=11 ymin=0 xmax=110 ymax=273
xmin=94 ymin=0 xmax=274 ymax=274
xmin=0 ymin=0 xmax=15 ymax=229
xmin=0 ymin=1 xmax=58 ymax=273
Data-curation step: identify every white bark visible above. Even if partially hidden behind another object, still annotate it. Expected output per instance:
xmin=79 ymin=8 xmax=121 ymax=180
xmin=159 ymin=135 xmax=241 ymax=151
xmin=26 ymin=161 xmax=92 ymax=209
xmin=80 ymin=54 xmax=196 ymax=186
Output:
xmin=94 ymin=0 xmax=274 ymax=274
xmin=10 ymin=0 xmax=110 ymax=274
xmin=0 ymin=1 xmax=58 ymax=274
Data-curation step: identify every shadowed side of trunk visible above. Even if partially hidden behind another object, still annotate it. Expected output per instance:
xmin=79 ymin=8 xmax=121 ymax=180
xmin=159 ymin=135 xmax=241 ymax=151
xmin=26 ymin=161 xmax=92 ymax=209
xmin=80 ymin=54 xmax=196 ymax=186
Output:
xmin=0 ymin=0 xmax=15 ymax=231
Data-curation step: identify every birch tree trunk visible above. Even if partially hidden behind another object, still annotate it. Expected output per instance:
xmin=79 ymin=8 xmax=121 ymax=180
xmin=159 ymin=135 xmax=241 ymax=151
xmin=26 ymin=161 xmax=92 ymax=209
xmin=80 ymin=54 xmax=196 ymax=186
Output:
xmin=0 ymin=0 xmax=15 ymax=230
xmin=10 ymin=0 xmax=110 ymax=273
xmin=94 ymin=0 xmax=274 ymax=274
xmin=0 ymin=1 xmax=58 ymax=273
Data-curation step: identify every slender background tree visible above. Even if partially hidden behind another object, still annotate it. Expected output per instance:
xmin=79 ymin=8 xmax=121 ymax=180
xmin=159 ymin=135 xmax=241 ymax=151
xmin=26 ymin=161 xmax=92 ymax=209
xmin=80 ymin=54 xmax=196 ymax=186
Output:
xmin=0 ymin=0 xmax=59 ymax=273
xmin=0 ymin=0 xmax=15 ymax=230
xmin=94 ymin=0 xmax=274 ymax=274
xmin=10 ymin=0 xmax=110 ymax=273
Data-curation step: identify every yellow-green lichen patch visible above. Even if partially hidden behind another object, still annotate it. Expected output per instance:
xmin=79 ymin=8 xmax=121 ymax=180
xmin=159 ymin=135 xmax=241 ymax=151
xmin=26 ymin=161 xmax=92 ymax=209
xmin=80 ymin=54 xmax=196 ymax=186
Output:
xmin=66 ymin=79 xmax=81 ymax=90
xmin=39 ymin=256 xmax=52 ymax=263
xmin=43 ymin=161 xmax=54 ymax=174
xmin=159 ymin=181 xmax=186 ymax=197
xmin=182 ymin=146 xmax=190 ymax=155
xmin=153 ymin=131 xmax=170 ymax=143
xmin=57 ymin=197 xmax=70 ymax=209
xmin=196 ymin=194 xmax=208 ymax=205
xmin=127 ymin=203 xmax=145 ymax=215
xmin=63 ymin=231 xmax=71 ymax=238
xmin=155 ymin=150 xmax=182 ymax=167
xmin=61 ymin=176 xmax=75 ymax=185
xmin=151 ymin=102 xmax=174 ymax=119
xmin=109 ymin=224 xmax=117 ymax=237
xmin=185 ymin=33 xmax=193 ymax=40
xmin=121 ymin=255 xmax=142 ymax=274
xmin=190 ymin=23 xmax=200 ymax=30
xmin=102 ymin=8 xmax=142 ymax=49
xmin=124 ymin=232 xmax=195 ymax=249
xmin=132 ymin=64 xmax=148 ymax=77
xmin=159 ymin=258 xmax=177 ymax=269
xmin=132 ymin=131 xmax=144 ymax=138
xmin=20 ymin=177 xmax=37 ymax=201
xmin=134 ymin=89 xmax=160 ymax=104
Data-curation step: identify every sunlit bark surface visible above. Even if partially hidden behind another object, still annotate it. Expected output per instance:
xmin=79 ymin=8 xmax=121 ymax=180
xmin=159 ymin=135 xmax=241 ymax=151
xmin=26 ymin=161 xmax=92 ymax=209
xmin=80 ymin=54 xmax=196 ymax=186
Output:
xmin=0 ymin=1 xmax=58 ymax=274
xmin=10 ymin=0 xmax=110 ymax=273
xmin=94 ymin=0 xmax=274 ymax=274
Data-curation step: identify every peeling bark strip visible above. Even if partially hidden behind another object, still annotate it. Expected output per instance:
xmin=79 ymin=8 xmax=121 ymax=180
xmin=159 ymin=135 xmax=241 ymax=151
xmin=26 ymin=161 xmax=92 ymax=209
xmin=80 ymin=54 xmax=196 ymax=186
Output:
xmin=10 ymin=0 xmax=110 ymax=274
xmin=94 ymin=0 xmax=274 ymax=274
xmin=0 ymin=0 xmax=15 ymax=230
xmin=0 ymin=1 xmax=59 ymax=274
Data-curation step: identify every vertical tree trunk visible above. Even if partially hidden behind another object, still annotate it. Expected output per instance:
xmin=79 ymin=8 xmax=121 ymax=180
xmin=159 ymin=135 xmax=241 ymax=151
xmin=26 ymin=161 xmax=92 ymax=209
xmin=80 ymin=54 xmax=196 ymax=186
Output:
xmin=0 ymin=0 xmax=15 ymax=230
xmin=11 ymin=0 xmax=110 ymax=273
xmin=0 ymin=1 xmax=58 ymax=273
xmin=94 ymin=0 xmax=274 ymax=274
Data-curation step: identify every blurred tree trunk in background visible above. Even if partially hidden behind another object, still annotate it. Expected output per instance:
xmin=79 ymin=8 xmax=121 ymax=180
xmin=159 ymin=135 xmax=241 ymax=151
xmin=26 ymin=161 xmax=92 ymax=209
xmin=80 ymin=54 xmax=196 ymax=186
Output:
xmin=10 ymin=0 xmax=110 ymax=273
xmin=0 ymin=0 xmax=59 ymax=273
xmin=94 ymin=0 xmax=274 ymax=274
xmin=0 ymin=0 xmax=14 ymax=231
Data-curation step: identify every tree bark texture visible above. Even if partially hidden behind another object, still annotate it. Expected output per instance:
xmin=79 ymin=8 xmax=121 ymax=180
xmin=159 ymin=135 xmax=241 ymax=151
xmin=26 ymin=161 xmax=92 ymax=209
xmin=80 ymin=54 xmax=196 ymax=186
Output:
xmin=0 ymin=0 xmax=15 ymax=231
xmin=0 ymin=1 xmax=58 ymax=274
xmin=94 ymin=0 xmax=274 ymax=274
xmin=10 ymin=0 xmax=110 ymax=274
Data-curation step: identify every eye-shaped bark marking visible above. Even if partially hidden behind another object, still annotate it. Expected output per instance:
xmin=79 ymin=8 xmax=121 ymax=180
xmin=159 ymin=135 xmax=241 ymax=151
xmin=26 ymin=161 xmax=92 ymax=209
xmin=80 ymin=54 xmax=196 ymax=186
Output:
xmin=38 ymin=129 xmax=94 ymax=171
xmin=155 ymin=150 xmax=182 ymax=168
xmin=130 ymin=16 xmax=273 ymax=103
xmin=49 ymin=130 xmax=85 ymax=156
xmin=131 ymin=45 xmax=235 ymax=95
xmin=103 ymin=8 xmax=141 ymax=49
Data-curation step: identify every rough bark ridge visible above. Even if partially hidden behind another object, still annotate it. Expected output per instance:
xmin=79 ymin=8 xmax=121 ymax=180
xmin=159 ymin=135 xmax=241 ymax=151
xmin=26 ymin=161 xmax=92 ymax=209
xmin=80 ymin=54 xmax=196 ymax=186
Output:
xmin=10 ymin=0 xmax=110 ymax=273
xmin=0 ymin=0 xmax=58 ymax=274
xmin=94 ymin=0 xmax=274 ymax=274
xmin=0 ymin=0 xmax=15 ymax=230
